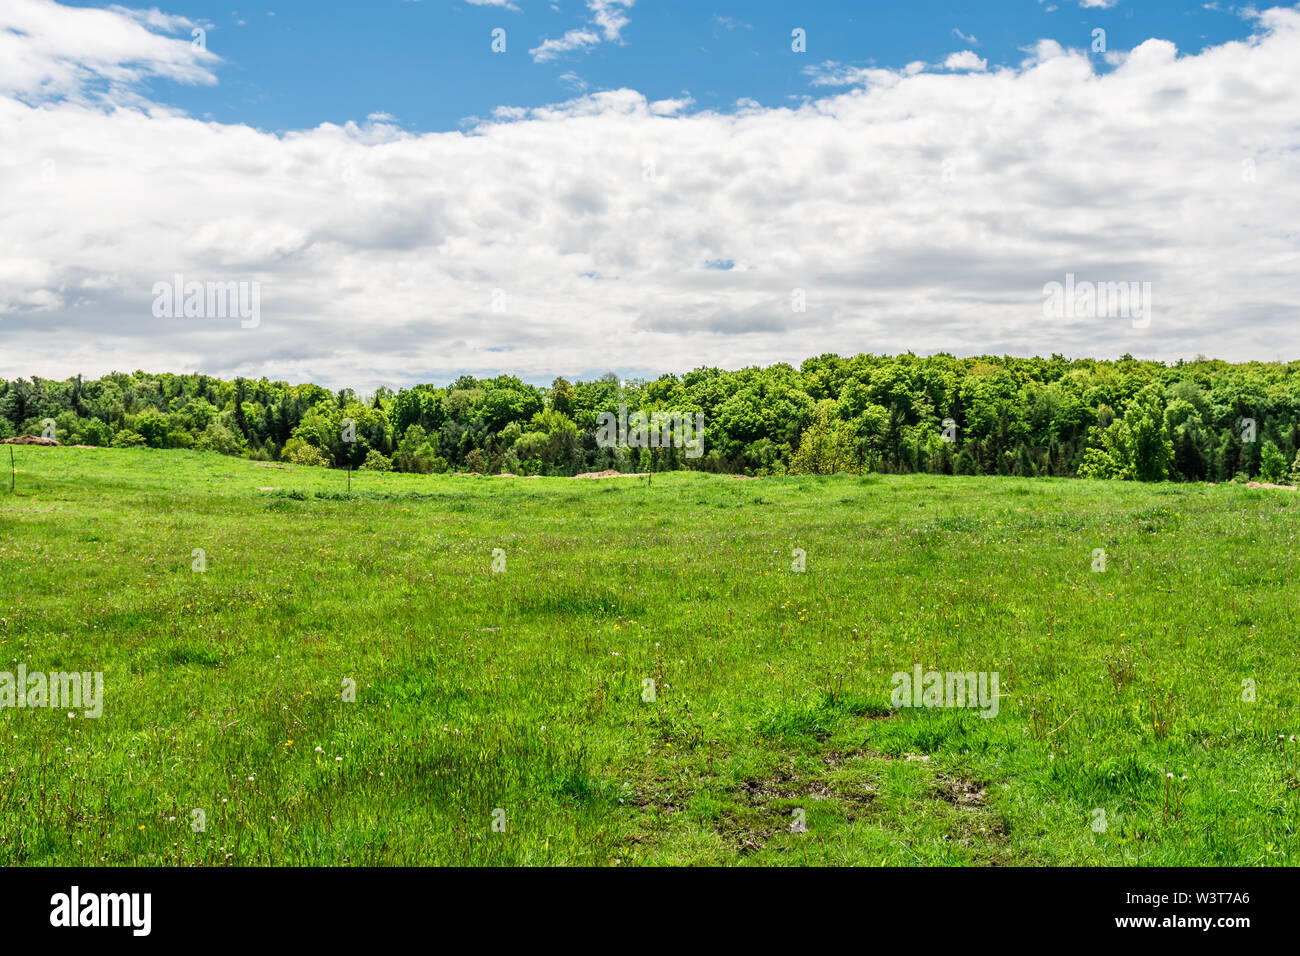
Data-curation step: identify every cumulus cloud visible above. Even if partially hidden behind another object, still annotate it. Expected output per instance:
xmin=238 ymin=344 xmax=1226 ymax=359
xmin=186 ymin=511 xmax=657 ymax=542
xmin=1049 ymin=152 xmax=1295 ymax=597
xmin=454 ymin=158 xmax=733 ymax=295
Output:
xmin=1 ymin=2 xmax=1299 ymax=391
xmin=943 ymin=50 xmax=988 ymax=71
xmin=0 ymin=0 xmax=217 ymax=103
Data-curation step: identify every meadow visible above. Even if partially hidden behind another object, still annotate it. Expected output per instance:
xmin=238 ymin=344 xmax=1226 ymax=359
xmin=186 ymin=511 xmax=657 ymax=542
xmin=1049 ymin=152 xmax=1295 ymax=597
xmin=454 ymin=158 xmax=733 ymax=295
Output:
xmin=1 ymin=445 xmax=1297 ymax=866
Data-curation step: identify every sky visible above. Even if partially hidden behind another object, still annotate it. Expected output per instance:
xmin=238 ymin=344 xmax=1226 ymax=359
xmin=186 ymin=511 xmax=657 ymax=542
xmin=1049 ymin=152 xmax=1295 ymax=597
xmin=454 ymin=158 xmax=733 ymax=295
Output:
xmin=1 ymin=0 xmax=1298 ymax=390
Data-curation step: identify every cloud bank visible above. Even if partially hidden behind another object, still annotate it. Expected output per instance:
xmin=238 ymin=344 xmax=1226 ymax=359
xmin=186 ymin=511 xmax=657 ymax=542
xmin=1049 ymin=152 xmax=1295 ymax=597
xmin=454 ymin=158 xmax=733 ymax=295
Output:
xmin=1 ymin=0 xmax=1298 ymax=391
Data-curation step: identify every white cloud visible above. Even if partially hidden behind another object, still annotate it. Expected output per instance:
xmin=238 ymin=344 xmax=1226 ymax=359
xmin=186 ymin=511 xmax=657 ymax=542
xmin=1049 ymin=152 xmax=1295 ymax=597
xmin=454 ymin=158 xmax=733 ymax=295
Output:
xmin=530 ymin=0 xmax=633 ymax=63
xmin=802 ymin=61 xmax=877 ymax=87
xmin=557 ymin=71 xmax=588 ymax=91
xmin=2 ymin=3 xmax=1300 ymax=390
xmin=943 ymin=50 xmax=988 ymax=71
xmin=530 ymin=28 xmax=602 ymax=63
xmin=0 ymin=0 xmax=217 ymax=103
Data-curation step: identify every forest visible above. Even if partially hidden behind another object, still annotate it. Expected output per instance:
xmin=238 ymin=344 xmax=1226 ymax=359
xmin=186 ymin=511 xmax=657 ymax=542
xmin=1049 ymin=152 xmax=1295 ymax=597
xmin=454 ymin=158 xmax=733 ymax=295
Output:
xmin=4 ymin=353 xmax=1300 ymax=482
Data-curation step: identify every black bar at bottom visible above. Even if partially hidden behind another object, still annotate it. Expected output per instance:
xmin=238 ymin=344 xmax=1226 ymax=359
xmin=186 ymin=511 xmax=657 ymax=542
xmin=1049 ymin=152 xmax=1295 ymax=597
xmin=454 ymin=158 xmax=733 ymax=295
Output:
xmin=0 ymin=866 xmax=1281 ymax=942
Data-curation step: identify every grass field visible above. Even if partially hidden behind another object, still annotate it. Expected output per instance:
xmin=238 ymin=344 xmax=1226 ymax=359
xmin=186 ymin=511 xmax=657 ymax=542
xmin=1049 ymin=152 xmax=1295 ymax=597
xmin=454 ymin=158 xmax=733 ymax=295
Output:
xmin=1 ymin=446 xmax=1298 ymax=866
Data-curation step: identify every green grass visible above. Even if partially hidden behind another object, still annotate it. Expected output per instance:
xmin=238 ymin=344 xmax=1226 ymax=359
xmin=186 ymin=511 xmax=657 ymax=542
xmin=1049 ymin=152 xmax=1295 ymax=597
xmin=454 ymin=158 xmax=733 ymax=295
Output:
xmin=2 ymin=446 xmax=1298 ymax=865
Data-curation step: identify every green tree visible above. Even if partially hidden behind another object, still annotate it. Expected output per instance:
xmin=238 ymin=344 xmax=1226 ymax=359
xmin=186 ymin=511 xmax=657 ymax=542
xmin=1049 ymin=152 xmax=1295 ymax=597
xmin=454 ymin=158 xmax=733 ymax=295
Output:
xmin=790 ymin=402 xmax=860 ymax=475
xmin=1259 ymin=441 xmax=1289 ymax=483
xmin=1079 ymin=387 xmax=1173 ymax=481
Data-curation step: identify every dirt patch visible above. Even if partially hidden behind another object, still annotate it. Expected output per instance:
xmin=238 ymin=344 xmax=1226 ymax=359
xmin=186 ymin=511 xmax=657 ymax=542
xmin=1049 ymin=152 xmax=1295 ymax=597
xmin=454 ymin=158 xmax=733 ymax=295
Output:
xmin=714 ymin=758 xmax=879 ymax=853
xmin=254 ymin=462 xmax=298 ymax=470
xmin=933 ymin=772 xmax=988 ymax=807
xmin=1 ymin=436 xmax=58 ymax=446
xmin=930 ymin=774 xmax=1010 ymax=853
xmin=733 ymin=759 xmax=878 ymax=809
xmin=713 ymin=809 xmax=778 ymax=854
xmin=1245 ymin=481 xmax=1297 ymax=490
xmin=730 ymin=475 xmax=760 ymax=480
xmin=573 ymin=469 xmax=649 ymax=479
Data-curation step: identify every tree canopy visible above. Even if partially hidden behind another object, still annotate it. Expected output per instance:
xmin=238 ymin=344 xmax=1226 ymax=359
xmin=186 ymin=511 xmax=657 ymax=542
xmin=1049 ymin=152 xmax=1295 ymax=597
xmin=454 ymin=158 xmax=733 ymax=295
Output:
xmin=4 ymin=353 xmax=1299 ymax=482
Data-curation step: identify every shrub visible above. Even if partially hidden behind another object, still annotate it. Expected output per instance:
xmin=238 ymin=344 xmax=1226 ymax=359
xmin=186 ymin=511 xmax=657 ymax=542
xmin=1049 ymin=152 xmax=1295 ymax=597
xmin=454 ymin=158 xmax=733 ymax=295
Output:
xmin=283 ymin=436 xmax=330 ymax=468
xmin=110 ymin=429 xmax=147 ymax=448
xmin=360 ymin=449 xmax=392 ymax=471
xmin=1258 ymin=441 xmax=1289 ymax=484
xmin=134 ymin=411 xmax=169 ymax=448
xmin=78 ymin=418 xmax=112 ymax=446
xmin=196 ymin=421 xmax=245 ymax=456
xmin=790 ymin=403 xmax=862 ymax=475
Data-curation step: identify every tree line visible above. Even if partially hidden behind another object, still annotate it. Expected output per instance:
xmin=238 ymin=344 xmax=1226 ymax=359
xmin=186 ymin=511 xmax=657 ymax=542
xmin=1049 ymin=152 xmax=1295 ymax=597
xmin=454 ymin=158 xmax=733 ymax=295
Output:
xmin=4 ymin=353 xmax=1300 ymax=482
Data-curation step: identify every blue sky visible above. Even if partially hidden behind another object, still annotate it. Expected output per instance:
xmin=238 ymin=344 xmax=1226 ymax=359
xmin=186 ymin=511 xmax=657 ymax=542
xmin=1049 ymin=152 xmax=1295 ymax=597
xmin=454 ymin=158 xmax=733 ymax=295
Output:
xmin=60 ymin=0 xmax=1260 ymax=133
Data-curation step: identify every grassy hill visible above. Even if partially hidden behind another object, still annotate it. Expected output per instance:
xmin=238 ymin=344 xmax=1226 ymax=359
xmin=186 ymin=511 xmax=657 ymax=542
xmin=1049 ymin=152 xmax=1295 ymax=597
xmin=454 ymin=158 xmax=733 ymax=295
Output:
xmin=2 ymin=446 xmax=1297 ymax=865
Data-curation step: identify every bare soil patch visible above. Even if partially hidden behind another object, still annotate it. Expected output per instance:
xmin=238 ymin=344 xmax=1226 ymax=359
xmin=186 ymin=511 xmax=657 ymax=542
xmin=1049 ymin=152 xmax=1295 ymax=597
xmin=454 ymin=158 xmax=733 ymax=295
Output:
xmin=1 ymin=436 xmax=58 ymax=446
xmin=572 ymin=469 xmax=649 ymax=479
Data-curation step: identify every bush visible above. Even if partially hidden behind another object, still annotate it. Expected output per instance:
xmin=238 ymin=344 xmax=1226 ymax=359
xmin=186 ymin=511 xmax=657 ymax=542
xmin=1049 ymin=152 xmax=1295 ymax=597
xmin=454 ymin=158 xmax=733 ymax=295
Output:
xmin=360 ymin=449 xmax=392 ymax=471
xmin=790 ymin=403 xmax=862 ymax=475
xmin=78 ymin=418 xmax=112 ymax=446
xmin=196 ymin=421 xmax=245 ymax=456
xmin=110 ymin=429 xmax=147 ymax=448
xmin=283 ymin=436 xmax=331 ymax=468
xmin=1258 ymin=441 xmax=1289 ymax=484
xmin=134 ymin=411 xmax=169 ymax=448
xmin=394 ymin=442 xmax=439 ymax=473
